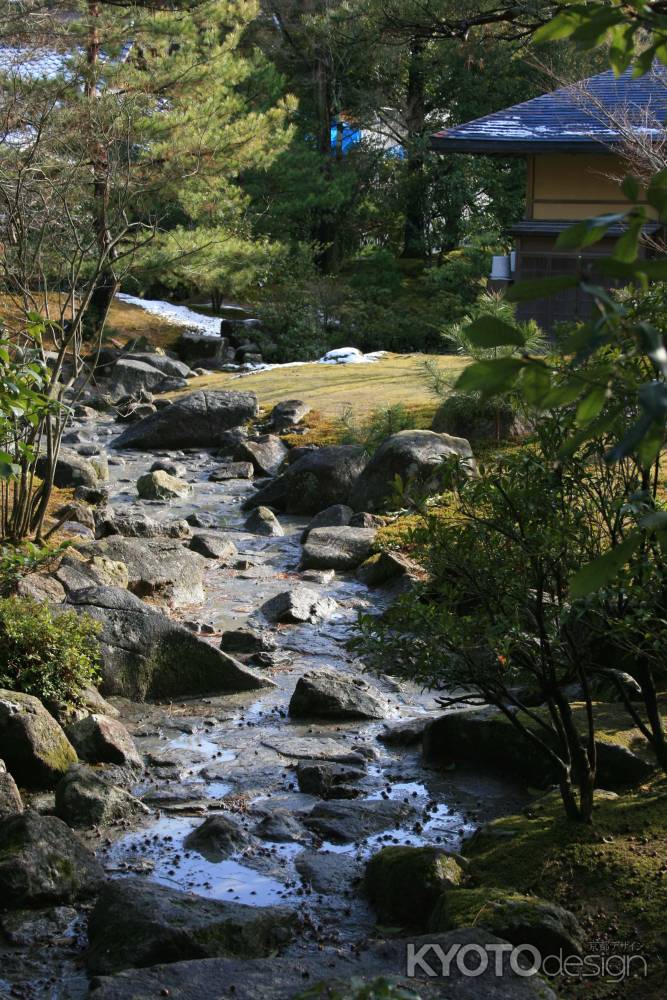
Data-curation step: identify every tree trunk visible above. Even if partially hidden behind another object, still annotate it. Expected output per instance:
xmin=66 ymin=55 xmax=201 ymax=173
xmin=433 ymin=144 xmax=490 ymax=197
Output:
xmin=313 ymin=49 xmax=338 ymax=273
xmin=402 ymin=37 xmax=427 ymax=260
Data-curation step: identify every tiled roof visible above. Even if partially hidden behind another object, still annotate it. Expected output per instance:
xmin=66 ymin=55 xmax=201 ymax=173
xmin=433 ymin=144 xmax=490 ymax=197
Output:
xmin=432 ymin=67 xmax=667 ymax=154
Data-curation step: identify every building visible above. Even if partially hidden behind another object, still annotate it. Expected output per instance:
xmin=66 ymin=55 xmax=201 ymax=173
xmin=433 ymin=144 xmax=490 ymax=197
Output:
xmin=432 ymin=67 xmax=667 ymax=329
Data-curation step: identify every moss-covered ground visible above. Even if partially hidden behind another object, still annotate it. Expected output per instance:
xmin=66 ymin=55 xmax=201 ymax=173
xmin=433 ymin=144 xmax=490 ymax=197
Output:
xmin=454 ymin=782 xmax=667 ymax=1000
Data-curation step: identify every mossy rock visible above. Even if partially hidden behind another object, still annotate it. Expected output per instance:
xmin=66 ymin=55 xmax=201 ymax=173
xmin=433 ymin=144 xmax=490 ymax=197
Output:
xmin=364 ymin=846 xmax=464 ymax=928
xmin=430 ymin=887 xmax=584 ymax=957
xmin=431 ymin=395 xmax=531 ymax=442
xmin=0 ymin=690 xmax=77 ymax=789
xmin=423 ymin=704 xmax=656 ymax=790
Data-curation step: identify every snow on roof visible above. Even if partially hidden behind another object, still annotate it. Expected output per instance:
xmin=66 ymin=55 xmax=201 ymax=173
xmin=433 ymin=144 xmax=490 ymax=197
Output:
xmin=432 ymin=66 xmax=667 ymax=154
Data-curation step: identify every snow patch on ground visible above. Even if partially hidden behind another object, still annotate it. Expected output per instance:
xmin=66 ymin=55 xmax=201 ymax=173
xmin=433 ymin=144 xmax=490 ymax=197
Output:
xmin=116 ymin=294 xmax=385 ymax=371
xmin=116 ymin=293 xmax=223 ymax=337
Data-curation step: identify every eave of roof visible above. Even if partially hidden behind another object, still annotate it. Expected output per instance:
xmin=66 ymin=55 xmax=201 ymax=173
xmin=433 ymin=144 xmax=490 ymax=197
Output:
xmin=432 ymin=66 xmax=667 ymax=155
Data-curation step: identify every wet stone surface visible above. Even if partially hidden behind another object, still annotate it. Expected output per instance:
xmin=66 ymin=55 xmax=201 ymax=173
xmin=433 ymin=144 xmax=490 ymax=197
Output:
xmin=2 ymin=408 xmax=529 ymax=999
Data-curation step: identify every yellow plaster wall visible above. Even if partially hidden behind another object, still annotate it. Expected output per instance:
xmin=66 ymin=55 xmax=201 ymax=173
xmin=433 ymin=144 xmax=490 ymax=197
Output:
xmin=528 ymin=153 xmax=653 ymax=220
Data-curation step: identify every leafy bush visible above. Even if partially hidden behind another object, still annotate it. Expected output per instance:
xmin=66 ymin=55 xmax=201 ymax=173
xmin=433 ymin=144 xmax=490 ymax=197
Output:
xmin=0 ymin=596 xmax=101 ymax=709
xmin=339 ymin=403 xmax=422 ymax=454
xmin=0 ymin=541 xmax=70 ymax=596
xmin=354 ymin=413 xmax=667 ymax=819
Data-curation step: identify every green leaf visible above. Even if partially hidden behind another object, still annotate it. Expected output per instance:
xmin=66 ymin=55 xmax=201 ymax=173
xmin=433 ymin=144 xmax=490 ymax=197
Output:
xmin=455 ymin=357 xmax=525 ymax=398
xmin=576 ymin=385 xmax=607 ymax=425
xmin=621 ymin=175 xmax=641 ymax=202
xmin=613 ymin=214 xmax=644 ymax=263
xmin=637 ymin=421 xmax=665 ymax=468
xmin=533 ymin=11 xmax=583 ymax=44
xmin=638 ymin=380 xmax=667 ymax=419
xmin=464 ymin=316 xmax=526 ymax=349
xmin=506 ymin=275 xmax=579 ymax=303
xmin=639 ymin=511 xmax=667 ymax=531
xmin=569 ymin=534 xmax=641 ymax=599
xmin=556 ymin=214 xmax=628 ymax=251
xmin=521 ymin=362 xmax=552 ymax=407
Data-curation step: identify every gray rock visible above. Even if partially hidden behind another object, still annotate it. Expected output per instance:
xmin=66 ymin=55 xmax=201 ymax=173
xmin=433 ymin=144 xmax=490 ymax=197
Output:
xmin=244 ymin=445 xmax=367 ymax=515
xmin=66 ymin=714 xmax=142 ymax=770
xmin=131 ymin=353 xmax=192 ymax=378
xmin=289 ymin=669 xmax=393 ymax=721
xmin=114 ymin=390 xmax=259 ymax=450
xmin=220 ymin=629 xmax=277 ymax=655
xmin=260 ymin=588 xmax=337 ymax=624
xmin=189 ymin=533 xmax=238 ymax=561
xmin=271 ymin=399 xmax=311 ymax=431
xmin=1 ymin=905 xmax=78 ymax=946
xmin=350 ymin=429 xmax=475 ymax=512
xmin=55 ymin=552 xmax=125 ymax=593
xmin=97 ymin=511 xmax=191 ymax=541
xmin=300 ymin=504 xmax=353 ymax=543
xmin=365 ymin=846 xmax=464 ymax=927
xmin=209 ymin=461 xmax=254 ymax=481
xmin=304 ymin=798 xmax=415 ymax=843
xmin=0 ymin=811 xmax=104 ymax=906
xmin=296 ymin=759 xmax=365 ymax=799
xmin=55 ymin=764 xmax=147 ymax=828
xmin=0 ymin=760 xmax=23 ymax=816
xmin=301 ymin=526 xmax=376 ymax=571
xmin=84 ymin=930 xmax=556 ymax=1000
xmin=185 ymin=511 xmax=220 ymax=530
xmin=150 ymin=459 xmax=187 ymax=478
xmin=299 ymin=568 xmax=335 ymax=585
xmin=295 ymin=849 xmax=363 ymax=895
xmin=86 ymin=879 xmax=293 ymax=974
xmin=36 ymin=449 xmax=100 ymax=489
xmin=137 ymin=470 xmax=192 ymax=500
xmin=105 ymin=359 xmax=172 ymax=399
xmin=16 ymin=573 xmax=66 ymax=604
xmin=349 ymin=511 xmax=386 ymax=528
xmin=184 ymin=813 xmax=248 ymax=861
xmin=236 ymin=435 xmax=288 ymax=477
xmin=253 ymin=808 xmax=308 ymax=844
xmin=0 ymin=690 xmax=77 ymax=789
xmin=66 ymin=586 xmax=272 ymax=700
xmin=424 ymin=707 xmax=655 ymax=790
xmin=244 ymin=506 xmax=284 ymax=537
xmin=81 ymin=537 xmax=206 ymax=607
xmin=54 ymin=501 xmax=96 ymax=531
xmin=356 ymin=550 xmax=421 ymax=587
xmin=377 ymin=717 xmax=429 ymax=747
xmin=214 ymin=426 xmax=249 ymax=457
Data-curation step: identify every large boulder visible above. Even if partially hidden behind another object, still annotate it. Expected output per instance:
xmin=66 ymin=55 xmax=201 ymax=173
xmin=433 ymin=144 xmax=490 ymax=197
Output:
xmin=55 ymin=764 xmax=148 ymax=828
xmin=0 ymin=690 xmax=77 ymax=789
xmin=365 ymin=846 xmax=464 ymax=928
xmin=423 ymin=707 xmax=656 ymax=790
xmin=114 ymin=390 xmax=258 ymax=450
xmin=80 ymin=537 xmax=206 ymax=607
xmin=66 ymin=587 xmax=273 ymax=701
xmin=66 ymin=714 xmax=142 ymax=770
xmin=0 ymin=761 xmax=23 ymax=817
xmin=131 ymin=353 xmax=192 ymax=378
xmin=86 ymin=879 xmax=293 ymax=974
xmin=16 ymin=573 xmax=66 ymax=604
xmin=260 ymin=588 xmax=337 ymax=624
xmin=136 ymin=470 xmax=192 ymax=501
xmin=82 ymin=930 xmax=557 ymax=1000
xmin=432 ymin=395 xmax=531 ymax=442
xmin=349 ymin=430 xmax=475 ymax=512
xmin=0 ymin=811 xmax=104 ymax=906
xmin=289 ymin=669 xmax=393 ymax=721
xmin=430 ymin=888 xmax=585 ymax=957
xmin=35 ymin=449 xmax=101 ymax=489
xmin=301 ymin=526 xmax=376 ymax=571
xmin=296 ymin=759 xmax=365 ymax=800
xmin=244 ymin=446 xmax=366 ymax=515
xmin=105 ymin=359 xmax=172 ymax=400
xmin=236 ymin=435 xmax=288 ymax=477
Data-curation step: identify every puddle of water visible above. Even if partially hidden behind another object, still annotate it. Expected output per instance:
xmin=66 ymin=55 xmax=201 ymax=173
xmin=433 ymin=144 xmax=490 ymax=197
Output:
xmin=105 ymin=816 xmax=298 ymax=907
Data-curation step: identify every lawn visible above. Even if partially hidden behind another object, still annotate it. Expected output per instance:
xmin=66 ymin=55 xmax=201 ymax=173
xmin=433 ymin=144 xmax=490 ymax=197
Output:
xmin=185 ymin=353 xmax=466 ymax=422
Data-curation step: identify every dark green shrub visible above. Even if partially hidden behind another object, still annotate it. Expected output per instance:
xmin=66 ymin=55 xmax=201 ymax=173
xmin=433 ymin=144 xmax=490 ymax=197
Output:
xmin=0 ymin=541 xmax=70 ymax=596
xmin=0 ymin=596 xmax=101 ymax=708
